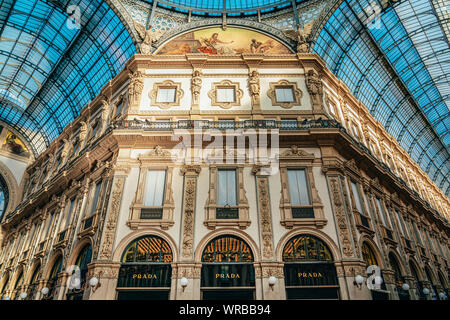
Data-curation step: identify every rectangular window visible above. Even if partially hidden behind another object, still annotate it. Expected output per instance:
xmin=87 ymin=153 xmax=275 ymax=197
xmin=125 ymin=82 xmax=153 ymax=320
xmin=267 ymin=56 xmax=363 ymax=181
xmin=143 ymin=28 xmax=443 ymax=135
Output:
xmin=156 ymin=88 xmax=176 ymax=103
xmin=217 ymin=169 xmax=237 ymax=206
xmin=44 ymin=211 xmax=54 ymax=239
xmin=72 ymin=140 xmax=80 ymax=156
xmin=411 ymin=220 xmax=422 ymax=245
xmin=287 ymin=169 xmax=311 ymax=206
xmin=217 ymin=88 xmax=235 ymax=102
xmin=90 ymin=181 xmax=102 ymax=215
xmin=275 ymin=87 xmax=294 ymax=102
xmin=395 ymin=210 xmax=407 ymax=237
xmin=65 ymin=197 xmax=76 ymax=228
xmin=91 ymin=122 xmax=98 ymax=139
xmin=350 ymin=181 xmax=363 ymax=213
xmin=143 ymin=170 xmax=166 ymax=206
xmin=115 ymin=101 xmax=123 ymax=116
xmin=376 ymin=197 xmax=388 ymax=227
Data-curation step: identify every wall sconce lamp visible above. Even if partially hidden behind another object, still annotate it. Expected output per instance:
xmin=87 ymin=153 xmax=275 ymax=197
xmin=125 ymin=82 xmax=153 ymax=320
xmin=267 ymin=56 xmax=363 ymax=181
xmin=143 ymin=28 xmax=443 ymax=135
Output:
xmin=268 ymin=276 xmax=277 ymax=291
xmin=423 ymin=288 xmax=430 ymax=295
xmin=2 ymin=296 xmax=10 ymax=300
xmin=41 ymin=287 xmax=49 ymax=297
xmin=89 ymin=276 xmax=101 ymax=293
xmin=354 ymin=275 xmax=364 ymax=289
xmin=180 ymin=277 xmax=189 ymax=292
xmin=401 ymin=283 xmax=410 ymax=291
xmin=438 ymin=292 xmax=446 ymax=300
xmin=19 ymin=292 xmax=27 ymax=300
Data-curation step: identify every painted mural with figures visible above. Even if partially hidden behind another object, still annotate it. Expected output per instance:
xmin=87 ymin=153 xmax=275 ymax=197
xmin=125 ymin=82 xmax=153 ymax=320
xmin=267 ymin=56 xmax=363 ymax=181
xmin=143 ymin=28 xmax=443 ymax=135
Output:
xmin=156 ymin=27 xmax=291 ymax=55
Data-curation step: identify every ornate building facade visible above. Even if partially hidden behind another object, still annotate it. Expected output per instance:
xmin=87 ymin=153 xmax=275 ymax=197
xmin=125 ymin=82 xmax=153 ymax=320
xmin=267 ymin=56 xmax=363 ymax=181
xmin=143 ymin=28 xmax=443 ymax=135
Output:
xmin=0 ymin=0 xmax=448 ymax=301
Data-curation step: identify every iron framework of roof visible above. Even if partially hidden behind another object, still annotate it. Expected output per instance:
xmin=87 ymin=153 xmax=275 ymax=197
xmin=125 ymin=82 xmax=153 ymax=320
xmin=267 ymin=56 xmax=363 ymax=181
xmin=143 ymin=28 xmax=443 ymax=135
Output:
xmin=313 ymin=0 xmax=450 ymax=196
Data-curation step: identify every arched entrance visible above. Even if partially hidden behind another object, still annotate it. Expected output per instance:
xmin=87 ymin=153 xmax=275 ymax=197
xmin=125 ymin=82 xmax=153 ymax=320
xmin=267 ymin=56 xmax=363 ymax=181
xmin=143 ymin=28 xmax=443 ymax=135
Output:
xmin=361 ymin=242 xmax=388 ymax=300
xmin=0 ymin=273 xmax=9 ymax=299
xmin=409 ymin=260 xmax=425 ymax=300
xmin=11 ymin=270 xmax=24 ymax=300
xmin=45 ymin=255 xmax=62 ymax=300
xmin=27 ymin=264 xmax=41 ymax=300
xmin=117 ymin=235 xmax=173 ymax=300
xmin=424 ymin=266 xmax=438 ymax=300
xmin=66 ymin=243 xmax=92 ymax=300
xmin=388 ymin=252 xmax=409 ymax=300
xmin=201 ymin=235 xmax=255 ymax=300
xmin=282 ymin=234 xmax=339 ymax=300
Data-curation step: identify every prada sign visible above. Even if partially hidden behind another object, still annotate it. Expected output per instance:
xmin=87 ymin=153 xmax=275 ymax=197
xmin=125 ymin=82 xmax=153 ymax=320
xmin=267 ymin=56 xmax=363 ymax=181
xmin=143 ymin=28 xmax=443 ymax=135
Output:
xmin=202 ymin=264 xmax=255 ymax=287
xmin=284 ymin=263 xmax=338 ymax=287
xmin=118 ymin=264 xmax=172 ymax=288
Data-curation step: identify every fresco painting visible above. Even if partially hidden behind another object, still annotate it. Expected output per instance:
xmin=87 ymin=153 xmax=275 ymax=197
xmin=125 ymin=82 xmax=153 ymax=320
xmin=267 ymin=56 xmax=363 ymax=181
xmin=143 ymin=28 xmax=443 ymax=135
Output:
xmin=2 ymin=131 xmax=30 ymax=157
xmin=156 ymin=27 xmax=291 ymax=55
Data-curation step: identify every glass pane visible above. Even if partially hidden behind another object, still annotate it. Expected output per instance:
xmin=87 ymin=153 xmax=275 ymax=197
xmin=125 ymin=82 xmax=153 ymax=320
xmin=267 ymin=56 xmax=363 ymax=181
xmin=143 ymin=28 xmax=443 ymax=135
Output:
xmin=275 ymin=87 xmax=294 ymax=102
xmin=217 ymin=88 xmax=235 ymax=102
xmin=144 ymin=170 xmax=166 ymax=206
xmin=287 ymin=169 xmax=311 ymax=205
xmin=351 ymin=181 xmax=363 ymax=212
xmin=90 ymin=181 xmax=102 ymax=214
xmin=156 ymin=88 xmax=176 ymax=103
xmin=217 ymin=169 xmax=237 ymax=206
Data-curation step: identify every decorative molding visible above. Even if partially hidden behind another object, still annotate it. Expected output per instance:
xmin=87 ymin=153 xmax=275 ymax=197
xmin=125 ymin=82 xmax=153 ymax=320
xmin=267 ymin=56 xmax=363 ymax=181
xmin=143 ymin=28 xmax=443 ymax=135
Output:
xmin=327 ymin=176 xmax=354 ymax=257
xmin=267 ymin=79 xmax=303 ymax=109
xmin=180 ymin=170 xmax=199 ymax=260
xmin=208 ymin=79 xmax=244 ymax=109
xmin=255 ymin=176 xmax=274 ymax=259
xmin=149 ymin=80 xmax=184 ymax=109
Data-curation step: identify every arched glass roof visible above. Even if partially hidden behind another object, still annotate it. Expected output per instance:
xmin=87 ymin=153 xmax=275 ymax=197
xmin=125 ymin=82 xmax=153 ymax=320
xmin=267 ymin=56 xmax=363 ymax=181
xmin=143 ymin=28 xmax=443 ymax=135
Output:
xmin=0 ymin=0 xmax=137 ymax=155
xmin=314 ymin=0 xmax=450 ymax=196
xmin=149 ymin=0 xmax=296 ymax=15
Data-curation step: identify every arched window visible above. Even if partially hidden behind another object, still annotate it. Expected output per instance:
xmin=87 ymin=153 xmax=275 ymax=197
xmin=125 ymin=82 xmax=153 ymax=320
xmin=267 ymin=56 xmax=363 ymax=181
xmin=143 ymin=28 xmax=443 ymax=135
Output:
xmin=47 ymin=255 xmax=62 ymax=298
xmin=361 ymin=242 xmax=378 ymax=266
xmin=75 ymin=244 xmax=92 ymax=284
xmin=202 ymin=235 xmax=253 ymax=263
xmin=0 ymin=174 xmax=9 ymax=222
xmin=12 ymin=271 xmax=23 ymax=300
xmin=424 ymin=266 xmax=438 ymax=299
xmin=67 ymin=244 xmax=92 ymax=300
xmin=282 ymin=235 xmax=339 ymax=299
xmin=117 ymin=236 xmax=173 ymax=296
xmin=200 ymin=236 xmax=255 ymax=299
xmin=388 ymin=253 xmax=403 ymax=283
xmin=409 ymin=260 xmax=425 ymax=300
xmin=27 ymin=264 xmax=40 ymax=300
xmin=122 ymin=236 xmax=173 ymax=263
xmin=282 ymin=235 xmax=333 ymax=262
xmin=0 ymin=273 xmax=9 ymax=299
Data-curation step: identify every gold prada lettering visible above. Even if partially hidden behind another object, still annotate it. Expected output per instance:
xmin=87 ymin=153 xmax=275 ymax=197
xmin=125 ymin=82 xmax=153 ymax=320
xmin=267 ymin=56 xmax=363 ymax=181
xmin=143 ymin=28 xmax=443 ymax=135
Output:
xmin=132 ymin=273 xmax=158 ymax=279
xmin=297 ymin=272 xmax=323 ymax=278
xmin=215 ymin=273 xmax=241 ymax=279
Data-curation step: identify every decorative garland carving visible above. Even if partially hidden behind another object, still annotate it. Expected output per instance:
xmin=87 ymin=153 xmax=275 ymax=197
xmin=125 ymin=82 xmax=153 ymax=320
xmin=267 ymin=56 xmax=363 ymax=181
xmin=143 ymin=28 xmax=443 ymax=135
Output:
xmin=328 ymin=176 xmax=354 ymax=257
xmin=256 ymin=176 xmax=274 ymax=259
xmin=181 ymin=166 xmax=200 ymax=260
xmin=99 ymin=177 xmax=125 ymax=260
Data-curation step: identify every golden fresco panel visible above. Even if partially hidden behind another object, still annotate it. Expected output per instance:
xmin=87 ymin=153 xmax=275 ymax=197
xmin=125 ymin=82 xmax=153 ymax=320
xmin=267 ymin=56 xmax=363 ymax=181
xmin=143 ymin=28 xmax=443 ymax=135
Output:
xmin=156 ymin=27 xmax=291 ymax=55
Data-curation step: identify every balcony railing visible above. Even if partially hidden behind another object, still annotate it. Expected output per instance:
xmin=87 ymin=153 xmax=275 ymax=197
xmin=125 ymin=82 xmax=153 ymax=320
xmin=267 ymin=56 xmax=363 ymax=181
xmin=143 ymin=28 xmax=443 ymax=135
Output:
xmin=216 ymin=207 xmax=239 ymax=219
xmin=113 ymin=119 xmax=343 ymax=131
xmin=291 ymin=206 xmax=315 ymax=219
xmin=140 ymin=208 xmax=163 ymax=219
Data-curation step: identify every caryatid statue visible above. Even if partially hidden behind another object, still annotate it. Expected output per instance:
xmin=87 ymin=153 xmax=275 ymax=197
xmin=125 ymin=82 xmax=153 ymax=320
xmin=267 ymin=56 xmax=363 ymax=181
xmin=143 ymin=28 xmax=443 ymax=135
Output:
xmin=191 ymin=70 xmax=202 ymax=107
xmin=306 ymin=70 xmax=324 ymax=109
xmin=248 ymin=70 xmax=260 ymax=107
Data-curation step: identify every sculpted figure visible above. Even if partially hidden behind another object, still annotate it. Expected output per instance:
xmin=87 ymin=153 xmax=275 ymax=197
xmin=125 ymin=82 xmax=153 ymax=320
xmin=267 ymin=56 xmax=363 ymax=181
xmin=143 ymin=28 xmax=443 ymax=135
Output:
xmin=306 ymin=70 xmax=323 ymax=107
xmin=134 ymin=22 xmax=164 ymax=54
xmin=248 ymin=70 xmax=260 ymax=106
xmin=283 ymin=22 xmax=314 ymax=53
xmin=191 ymin=70 xmax=202 ymax=105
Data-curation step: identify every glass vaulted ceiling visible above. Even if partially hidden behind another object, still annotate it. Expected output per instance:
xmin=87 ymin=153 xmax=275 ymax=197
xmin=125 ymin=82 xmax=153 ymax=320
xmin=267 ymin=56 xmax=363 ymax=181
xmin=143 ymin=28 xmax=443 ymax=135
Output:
xmin=314 ymin=0 xmax=450 ymax=196
xmin=0 ymin=0 xmax=136 ymax=155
